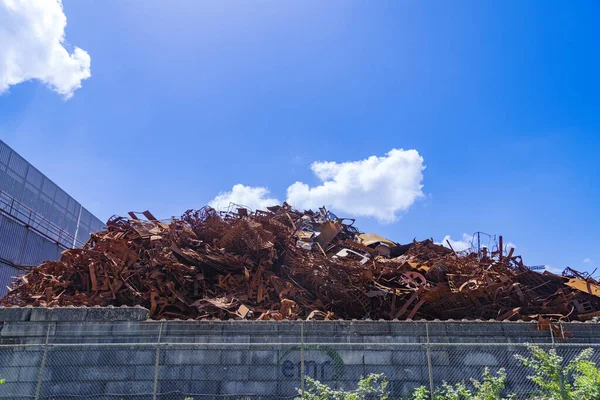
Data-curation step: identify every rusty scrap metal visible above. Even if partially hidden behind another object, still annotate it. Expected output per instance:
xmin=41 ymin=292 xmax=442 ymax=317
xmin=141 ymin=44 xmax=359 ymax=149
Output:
xmin=2 ymin=204 xmax=600 ymax=323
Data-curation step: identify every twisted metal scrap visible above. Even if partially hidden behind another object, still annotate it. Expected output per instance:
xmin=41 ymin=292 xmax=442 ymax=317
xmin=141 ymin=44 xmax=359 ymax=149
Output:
xmin=2 ymin=205 xmax=600 ymax=323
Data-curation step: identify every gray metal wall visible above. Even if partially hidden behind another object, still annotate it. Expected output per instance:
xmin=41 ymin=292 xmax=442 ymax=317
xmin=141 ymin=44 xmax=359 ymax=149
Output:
xmin=0 ymin=139 xmax=104 ymax=295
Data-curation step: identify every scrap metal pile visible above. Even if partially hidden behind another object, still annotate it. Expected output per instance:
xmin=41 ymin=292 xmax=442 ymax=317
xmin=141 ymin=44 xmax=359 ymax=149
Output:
xmin=2 ymin=204 xmax=600 ymax=323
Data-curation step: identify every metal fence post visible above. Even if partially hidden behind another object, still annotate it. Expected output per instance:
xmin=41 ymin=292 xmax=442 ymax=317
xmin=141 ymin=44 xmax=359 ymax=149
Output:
xmin=152 ymin=323 xmax=164 ymax=400
xmin=300 ymin=322 xmax=305 ymax=396
xmin=34 ymin=324 xmax=51 ymax=400
xmin=549 ymin=327 xmax=568 ymax=400
xmin=425 ymin=323 xmax=435 ymax=400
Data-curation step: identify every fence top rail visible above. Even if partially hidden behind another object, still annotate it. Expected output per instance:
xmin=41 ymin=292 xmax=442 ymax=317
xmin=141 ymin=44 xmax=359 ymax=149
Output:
xmin=0 ymin=342 xmax=599 ymax=348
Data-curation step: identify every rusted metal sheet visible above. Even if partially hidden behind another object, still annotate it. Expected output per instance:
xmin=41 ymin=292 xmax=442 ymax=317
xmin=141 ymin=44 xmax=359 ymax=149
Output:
xmin=1 ymin=203 xmax=599 ymax=323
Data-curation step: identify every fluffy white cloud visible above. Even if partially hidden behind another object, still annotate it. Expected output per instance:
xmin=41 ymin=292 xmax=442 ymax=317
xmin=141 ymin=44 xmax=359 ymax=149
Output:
xmin=438 ymin=234 xmax=473 ymax=252
xmin=209 ymin=184 xmax=281 ymax=212
xmin=545 ymin=265 xmax=563 ymax=275
xmin=0 ymin=0 xmax=91 ymax=98
xmin=584 ymin=258 xmax=592 ymax=264
xmin=286 ymin=149 xmax=425 ymax=222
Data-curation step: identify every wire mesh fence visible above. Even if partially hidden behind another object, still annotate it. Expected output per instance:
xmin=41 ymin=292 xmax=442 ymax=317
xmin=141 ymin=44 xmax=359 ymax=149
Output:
xmin=0 ymin=330 xmax=598 ymax=399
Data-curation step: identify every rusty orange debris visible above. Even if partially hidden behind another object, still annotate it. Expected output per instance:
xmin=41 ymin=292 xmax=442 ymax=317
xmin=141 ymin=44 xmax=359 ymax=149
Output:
xmin=1 ymin=203 xmax=599 ymax=323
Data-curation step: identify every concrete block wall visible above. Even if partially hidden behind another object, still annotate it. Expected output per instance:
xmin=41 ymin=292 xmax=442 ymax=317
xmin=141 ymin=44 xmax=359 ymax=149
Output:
xmin=0 ymin=306 xmax=599 ymax=399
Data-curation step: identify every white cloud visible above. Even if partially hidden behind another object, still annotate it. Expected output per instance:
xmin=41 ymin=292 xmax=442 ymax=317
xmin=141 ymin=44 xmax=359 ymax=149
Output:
xmin=0 ymin=0 xmax=91 ymax=98
xmin=584 ymin=258 xmax=592 ymax=264
xmin=209 ymin=184 xmax=280 ymax=212
xmin=286 ymin=149 xmax=425 ymax=222
xmin=545 ymin=265 xmax=563 ymax=275
xmin=438 ymin=233 xmax=472 ymax=252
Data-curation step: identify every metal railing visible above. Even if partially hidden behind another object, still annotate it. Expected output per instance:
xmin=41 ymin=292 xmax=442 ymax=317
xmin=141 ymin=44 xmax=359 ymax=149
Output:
xmin=0 ymin=190 xmax=84 ymax=250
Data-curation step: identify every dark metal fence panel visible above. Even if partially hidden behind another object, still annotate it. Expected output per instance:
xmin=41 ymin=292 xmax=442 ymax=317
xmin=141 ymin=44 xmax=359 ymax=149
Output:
xmin=0 ymin=139 xmax=104 ymax=243
xmin=0 ymin=139 xmax=105 ymax=292
xmin=0 ymin=214 xmax=28 ymax=264
xmin=19 ymin=229 xmax=46 ymax=267
xmin=0 ymin=260 xmax=23 ymax=297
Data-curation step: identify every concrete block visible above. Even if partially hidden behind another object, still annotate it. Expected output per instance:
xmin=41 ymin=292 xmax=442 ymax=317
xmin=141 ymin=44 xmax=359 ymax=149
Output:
xmin=0 ymin=366 xmax=21 ymax=381
xmin=448 ymin=335 xmax=508 ymax=344
xmin=18 ymin=366 xmax=40 ymax=382
xmin=392 ymin=350 xmax=428 ymax=366
xmin=86 ymin=306 xmax=149 ymax=321
xmin=0 ymin=307 xmax=32 ymax=322
xmin=76 ymin=365 xmax=136 ymax=381
xmin=111 ymin=321 xmax=161 ymax=337
xmin=221 ymin=348 xmax=248 ymax=364
xmin=104 ymin=380 xmax=154 ymax=394
xmin=277 ymin=379 xmax=301 ymax=397
xmin=222 ymin=380 xmax=278 ymax=395
xmin=502 ymin=323 xmax=546 ymax=336
xmin=54 ymin=322 xmax=112 ymax=337
xmin=0 ymin=322 xmax=53 ymax=337
xmin=423 ymin=322 xmax=448 ymax=336
xmin=248 ymin=365 xmax=279 ymax=380
xmin=443 ymin=322 xmax=504 ymax=336
xmin=134 ymin=365 xmax=155 ymax=380
xmin=44 ymin=347 xmax=104 ymax=367
xmin=188 ymin=379 xmax=221 ymax=395
xmin=196 ymin=365 xmax=250 ymax=380
xmin=1 ymin=350 xmax=43 ymax=367
xmin=0 ymin=381 xmax=36 ymax=397
xmin=303 ymin=335 xmax=347 ymax=344
xmin=389 ymin=322 xmax=427 ymax=336
xmin=41 ymin=382 xmax=105 ymax=396
xmin=158 ymin=380 xmax=190 ymax=394
xmin=98 ymin=348 xmax=156 ymax=365
xmin=158 ymin=365 xmax=192 ymax=380
xmin=389 ymin=335 xmax=420 ymax=344
xmin=163 ymin=348 xmax=220 ymax=365
xmin=207 ymin=334 xmax=250 ymax=344
xmin=461 ymin=351 xmax=501 ymax=366
xmin=251 ymin=350 xmax=278 ymax=365
xmin=302 ymin=322 xmax=337 ymax=335
xmin=346 ymin=322 xmax=391 ymax=336
xmin=30 ymin=307 xmax=88 ymax=322
xmin=163 ymin=321 xmax=224 ymax=336
xmin=336 ymin=350 xmax=364 ymax=365
xmin=221 ymin=322 xmax=279 ymax=336
xmin=363 ymin=349 xmax=392 ymax=364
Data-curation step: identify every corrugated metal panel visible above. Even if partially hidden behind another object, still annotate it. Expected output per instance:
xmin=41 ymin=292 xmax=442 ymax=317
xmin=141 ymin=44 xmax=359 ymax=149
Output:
xmin=42 ymin=177 xmax=57 ymax=199
xmin=67 ymin=197 xmax=77 ymax=215
xmin=80 ymin=208 xmax=92 ymax=226
xmin=41 ymin=239 xmax=61 ymax=262
xmin=55 ymin=188 xmax=68 ymax=208
xmin=8 ymin=152 xmax=27 ymax=177
xmin=0 ymin=261 xmax=24 ymax=297
xmin=0 ymin=140 xmax=104 ymax=258
xmin=0 ymin=214 xmax=27 ymax=264
xmin=20 ymin=230 xmax=45 ymax=266
xmin=0 ymin=141 xmax=10 ymax=166
xmin=5 ymin=168 xmax=25 ymax=200
xmin=25 ymin=166 xmax=42 ymax=187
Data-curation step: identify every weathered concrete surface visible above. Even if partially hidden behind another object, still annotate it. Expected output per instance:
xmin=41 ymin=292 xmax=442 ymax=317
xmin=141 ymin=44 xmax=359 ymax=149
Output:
xmin=0 ymin=307 xmax=598 ymax=399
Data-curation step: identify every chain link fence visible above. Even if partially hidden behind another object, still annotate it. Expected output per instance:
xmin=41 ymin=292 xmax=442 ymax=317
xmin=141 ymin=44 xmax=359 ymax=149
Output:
xmin=0 ymin=325 xmax=598 ymax=399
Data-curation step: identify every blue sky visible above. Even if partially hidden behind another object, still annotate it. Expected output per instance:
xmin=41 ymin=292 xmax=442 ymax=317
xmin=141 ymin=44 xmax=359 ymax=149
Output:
xmin=1 ymin=1 xmax=599 ymax=274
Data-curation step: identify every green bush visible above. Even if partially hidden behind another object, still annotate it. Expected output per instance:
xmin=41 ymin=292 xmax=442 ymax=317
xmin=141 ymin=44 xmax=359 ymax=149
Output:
xmin=295 ymin=373 xmax=389 ymax=399
xmin=411 ymin=368 xmax=511 ymax=400
xmin=515 ymin=345 xmax=600 ymax=400
xmin=295 ymin=346 xmax=600 ymax=400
